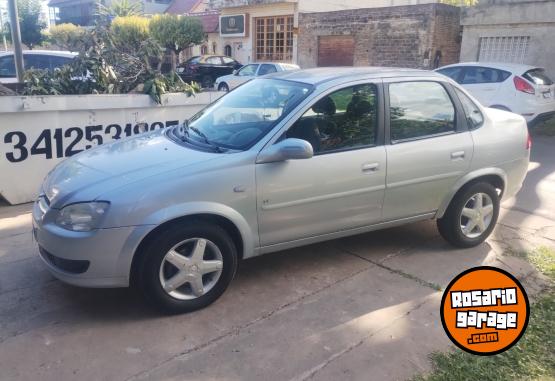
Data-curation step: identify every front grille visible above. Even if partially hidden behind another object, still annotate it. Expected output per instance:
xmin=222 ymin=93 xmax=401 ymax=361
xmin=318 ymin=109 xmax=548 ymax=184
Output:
xmin=39 ymin=247 xmax=90 ymax=274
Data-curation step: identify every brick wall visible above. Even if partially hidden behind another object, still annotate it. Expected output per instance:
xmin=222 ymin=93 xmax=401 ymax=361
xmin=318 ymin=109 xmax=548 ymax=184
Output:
xmin=297 ymin=3 xmax=461 ymax=69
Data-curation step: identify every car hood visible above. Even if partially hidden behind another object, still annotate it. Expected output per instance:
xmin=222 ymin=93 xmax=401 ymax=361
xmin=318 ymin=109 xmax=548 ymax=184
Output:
xmin=43 ymin=130 xmax=220 ymax=208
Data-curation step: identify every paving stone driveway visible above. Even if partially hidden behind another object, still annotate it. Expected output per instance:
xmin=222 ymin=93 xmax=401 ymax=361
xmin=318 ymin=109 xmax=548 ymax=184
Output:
xmin=0 ymin=137 xmax=553 ymax=381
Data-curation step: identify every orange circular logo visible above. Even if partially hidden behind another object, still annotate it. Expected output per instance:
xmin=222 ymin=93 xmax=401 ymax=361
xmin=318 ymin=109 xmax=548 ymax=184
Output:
xmin=440 ymin=266 xmax=529 ymax=355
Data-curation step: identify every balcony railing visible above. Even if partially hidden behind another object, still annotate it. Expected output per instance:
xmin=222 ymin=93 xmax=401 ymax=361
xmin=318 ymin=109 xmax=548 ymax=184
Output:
xmin=209 ymin=0 xmax=295 ymax=10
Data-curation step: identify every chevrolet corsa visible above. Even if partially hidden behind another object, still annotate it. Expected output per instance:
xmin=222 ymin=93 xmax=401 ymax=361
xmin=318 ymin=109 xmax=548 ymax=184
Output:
xmin=33 ymin=68 xmax=530 ymax=313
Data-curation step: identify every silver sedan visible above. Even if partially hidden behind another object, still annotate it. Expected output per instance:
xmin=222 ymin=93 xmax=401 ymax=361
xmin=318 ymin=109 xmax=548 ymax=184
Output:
xmin=214 ymin=62 xmax=300 ymax=92
xmin=33 ymin=68 xmax=530 ymax=313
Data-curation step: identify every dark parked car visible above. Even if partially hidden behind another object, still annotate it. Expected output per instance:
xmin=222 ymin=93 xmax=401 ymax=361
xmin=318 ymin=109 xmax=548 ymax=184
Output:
xmin=177 ymin=55 xmax=242 ymax=88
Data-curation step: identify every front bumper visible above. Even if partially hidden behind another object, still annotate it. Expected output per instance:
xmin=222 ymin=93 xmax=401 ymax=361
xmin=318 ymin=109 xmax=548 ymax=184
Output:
xmin=33 ymin=201 xmax=154 ymax=288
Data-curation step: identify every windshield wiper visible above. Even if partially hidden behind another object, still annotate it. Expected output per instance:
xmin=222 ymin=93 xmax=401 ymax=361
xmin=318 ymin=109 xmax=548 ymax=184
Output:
xmin=185 ymin=123 xmax=224 ymax=153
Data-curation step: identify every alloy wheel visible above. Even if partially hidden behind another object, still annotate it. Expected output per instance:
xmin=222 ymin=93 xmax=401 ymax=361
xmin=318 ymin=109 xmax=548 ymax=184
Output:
xmin=159 ymin=238 xmax=223 ymax=300
xmin=459 ymin=192 xmax=494 ymax=239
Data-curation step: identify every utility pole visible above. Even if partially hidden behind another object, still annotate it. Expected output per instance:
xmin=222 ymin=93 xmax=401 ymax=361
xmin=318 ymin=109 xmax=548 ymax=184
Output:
xmin=7 ymin=0 xmax=24 ymax=82
xmin=0 ymin=4 xmax=8 ymax=51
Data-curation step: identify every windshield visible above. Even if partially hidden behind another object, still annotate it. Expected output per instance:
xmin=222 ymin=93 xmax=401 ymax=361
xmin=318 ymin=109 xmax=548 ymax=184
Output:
xmin=176 ymin=78 xmax=312 ymax=151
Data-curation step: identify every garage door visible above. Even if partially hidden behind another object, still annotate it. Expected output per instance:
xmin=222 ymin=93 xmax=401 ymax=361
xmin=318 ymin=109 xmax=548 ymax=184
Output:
xmin=318 ymin=35 xmax=355 ymax=67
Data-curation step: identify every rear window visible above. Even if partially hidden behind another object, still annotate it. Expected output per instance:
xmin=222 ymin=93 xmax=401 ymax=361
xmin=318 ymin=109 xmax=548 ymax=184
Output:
xmin=523 ymin=69 xmax=553 ymax=86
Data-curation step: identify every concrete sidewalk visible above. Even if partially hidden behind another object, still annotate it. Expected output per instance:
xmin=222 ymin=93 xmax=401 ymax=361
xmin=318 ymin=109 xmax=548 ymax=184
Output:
xmin=0 ymin=137 xmax=553 ymax=381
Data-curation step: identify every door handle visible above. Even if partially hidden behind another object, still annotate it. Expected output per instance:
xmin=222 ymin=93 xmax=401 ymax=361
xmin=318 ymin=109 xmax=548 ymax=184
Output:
xmin=362 ymin=162 xmax=380 ymax=172
xmin=451 ymin=151 xmax=465 ymax=160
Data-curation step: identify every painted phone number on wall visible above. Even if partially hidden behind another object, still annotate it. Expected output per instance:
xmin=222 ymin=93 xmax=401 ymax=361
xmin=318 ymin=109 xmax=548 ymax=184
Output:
xmin=3 ymin=120 xmax=180 ymax=163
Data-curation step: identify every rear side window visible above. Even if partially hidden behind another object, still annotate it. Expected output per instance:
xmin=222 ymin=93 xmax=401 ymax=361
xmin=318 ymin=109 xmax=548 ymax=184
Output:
xmin=461 ymin=67 xmax=510 ymax=84
xmin=222 ymin=57 xmax=234 ymax=64
xmin=389 ymin=81 xmax=456 ymax=142
xmin=523 ymin=69 xmax=553 ymax=85
xmin=206 ymin=56 xmax=222 ymax=65
xmin=437 ymin=67 xmax=463 ymax=82
xmin=258 ymin=64 xmax=277 ymax=76
xmin=455 ymin=88 xmax=484 ymax=130
xmin=50 ymin=56 xmax=74 ymax=68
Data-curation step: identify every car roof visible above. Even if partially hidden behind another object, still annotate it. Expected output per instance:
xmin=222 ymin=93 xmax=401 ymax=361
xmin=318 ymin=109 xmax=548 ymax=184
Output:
xmin=0 ymin=50 xmax=77 ymax=58
xmin=264 ymin=66 xmax=439 ymax=85
xmin=438 ymin=61 xmax=541 ymax=75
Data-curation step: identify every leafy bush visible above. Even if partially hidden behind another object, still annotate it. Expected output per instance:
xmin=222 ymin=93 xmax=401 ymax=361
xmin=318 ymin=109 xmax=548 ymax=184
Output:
xmin=46 ymin=23 xmax=87 ymax=51
xmin=19 ymin=24 xmax=198 ymax=103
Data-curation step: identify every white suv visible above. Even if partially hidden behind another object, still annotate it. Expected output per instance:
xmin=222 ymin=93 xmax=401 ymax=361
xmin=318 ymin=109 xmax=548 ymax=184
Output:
xmin=436 ymin=62 xmax=555 ymax=126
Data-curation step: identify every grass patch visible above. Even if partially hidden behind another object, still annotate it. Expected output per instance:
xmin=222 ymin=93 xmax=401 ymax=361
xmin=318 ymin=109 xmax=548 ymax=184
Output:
xmin=413 ymin=246 xmax=555 ymax=381
xmin=533 ymin=117 xmax=555 ymax=136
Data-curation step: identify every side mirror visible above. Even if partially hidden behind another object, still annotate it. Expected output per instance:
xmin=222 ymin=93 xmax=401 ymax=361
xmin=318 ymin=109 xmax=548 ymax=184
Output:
xmin=233 ymin=70 xmax=238 ymax=75
xmin=256 ymin=138 xmax=314 ymax=164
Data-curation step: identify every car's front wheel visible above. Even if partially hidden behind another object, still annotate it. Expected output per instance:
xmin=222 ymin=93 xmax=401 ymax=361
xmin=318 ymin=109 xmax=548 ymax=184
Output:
xmin=437 ymin=182 xmax=500 ymax=248
xmin=136 ymin=221 xmax=238 ymax=314
xmin=218 ymin=82 xmax=229 ymax=92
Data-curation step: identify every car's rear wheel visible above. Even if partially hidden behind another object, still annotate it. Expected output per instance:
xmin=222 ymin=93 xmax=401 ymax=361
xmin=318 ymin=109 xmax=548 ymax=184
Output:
xmin=437 ymin=182 xmax=500 ymax=248
xmin=218 ymin=82 xmax=229 ymax=92
xmin=136 ymin=221 xmax=238 ymax=314
xmin=201 ymin=75 xmax=214 ymax=89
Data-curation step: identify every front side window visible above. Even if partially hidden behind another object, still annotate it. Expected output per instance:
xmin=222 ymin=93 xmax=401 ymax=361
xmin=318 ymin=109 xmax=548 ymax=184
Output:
xmin=455 ymin=88 xmax=484 ymax=130
xmin=389 ymin=81 xmax=455 ymax=142
xmin=178 ymin=79 xmax=312 ymax=151
xmin=24 ymin=55 xmax=51 ymax=70
xmin=437 ymin=66 xmax=463 ymax=82
xmin=286 ymin=84 xmax=378 ymax=154
xmin=238 ymin=64 xmax=259 ymax=76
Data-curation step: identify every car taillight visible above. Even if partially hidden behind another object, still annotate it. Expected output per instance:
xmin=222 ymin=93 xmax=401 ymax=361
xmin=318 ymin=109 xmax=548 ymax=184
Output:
xmin=513 ymin=76 xmax=535 ymax=95
xmin=526 ymin=133 xmax=532 ymax=150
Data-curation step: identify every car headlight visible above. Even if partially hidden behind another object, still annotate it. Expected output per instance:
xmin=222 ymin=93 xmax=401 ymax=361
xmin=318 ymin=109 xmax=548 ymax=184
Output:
xmin=56 ymin=202 xmax=110 ymax=232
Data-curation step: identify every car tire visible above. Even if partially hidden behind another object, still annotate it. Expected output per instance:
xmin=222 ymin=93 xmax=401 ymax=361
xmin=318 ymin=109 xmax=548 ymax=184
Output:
xmin=218 ymin=82 xmax=229 ymax=92
xmin=136 ymin=221 xmax=238 ymax=314
xmin=437 ymin=182 xmax=500 ymax=248
xmin=201 ymin=75 xmax=213 ymax=89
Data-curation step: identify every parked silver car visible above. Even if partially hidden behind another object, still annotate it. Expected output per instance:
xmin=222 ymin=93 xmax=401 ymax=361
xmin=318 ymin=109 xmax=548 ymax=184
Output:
xmin=33 ymin=68 xmax=530 ymax=313
xmin=214 ymin=62 xmax=300 ymax=92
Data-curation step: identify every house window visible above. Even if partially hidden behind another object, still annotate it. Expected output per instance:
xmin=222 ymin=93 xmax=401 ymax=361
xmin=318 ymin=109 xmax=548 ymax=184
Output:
xmin=255 ymin=15 xmax=294 ymax=62
xmin=478 ymin=36 xmax=530 ymax=64
xmin=224 ymin=45 xmax=232 ymax=57
xmin=201 ymin=45 xmax=208 ymax=55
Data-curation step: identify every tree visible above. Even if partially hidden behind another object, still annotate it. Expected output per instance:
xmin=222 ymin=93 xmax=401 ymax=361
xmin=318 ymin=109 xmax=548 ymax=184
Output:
xmin=17 ymin=0 xmax=46 ymax=49
xmin=110 ymin=16 xmax=150 ymax=54
xmin=96 ymin=0 xmax=143 ymax=19
xmin=150 ymin=14 xmax=204 ymax=72
xmin=46 ymin=23 xmax=87 ymax=51
xmin=440 ymin=0 xmax=479 ymax=5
